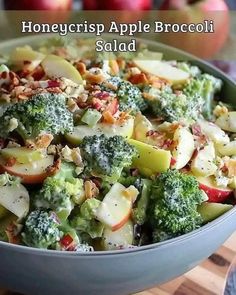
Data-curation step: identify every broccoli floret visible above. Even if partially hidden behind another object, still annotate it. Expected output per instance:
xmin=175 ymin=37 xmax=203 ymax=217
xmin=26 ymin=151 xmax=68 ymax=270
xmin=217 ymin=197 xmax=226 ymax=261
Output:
xmin=148 ymin=170 xmax=205 ymax=242
xmin=183 ymin=74 xmax=222 ymax=120
xmin=0 ymin=93 xmax=73 ymax=141
xmin=103 ymin=77 xmax=147 ymax=113
xmin=147 ymin=86 xmax=204 ymax=123
xmin=33 ymin=162 xmax=84 ymax=221
xmin=80 ymin=134 xmax=138 ymax=183
xmin=22 ymin=209 xmax=61 ymax=249
xmin=133 ymin=179 xmax=152 ymax=225
xmin=70 ymin=198 xmax=104 ymax=239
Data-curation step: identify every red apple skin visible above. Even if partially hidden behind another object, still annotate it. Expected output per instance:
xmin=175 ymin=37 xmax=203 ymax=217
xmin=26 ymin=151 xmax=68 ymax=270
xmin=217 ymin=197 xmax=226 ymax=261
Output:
xmin=4 ymin=0 xmax=72 ymax=10
xmin=159 ymin=0 xmax=229 ymax=59
xmin=111 ymin=211 xmax=131 ymax=232
xmin=199 ymin=182 xmax=233 ymax=203
xmin=83 ymin=0 xmax=152 ymax=10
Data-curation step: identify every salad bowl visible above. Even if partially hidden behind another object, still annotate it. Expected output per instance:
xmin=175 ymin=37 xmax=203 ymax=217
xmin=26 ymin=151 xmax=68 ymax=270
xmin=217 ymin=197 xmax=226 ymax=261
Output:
xmin=0 ymin=34 xmax=236 ymax=295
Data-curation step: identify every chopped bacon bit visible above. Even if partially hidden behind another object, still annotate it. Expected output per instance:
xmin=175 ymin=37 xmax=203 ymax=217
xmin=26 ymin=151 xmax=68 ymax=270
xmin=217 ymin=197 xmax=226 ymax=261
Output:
xmin=1 ymin=71 xmax=7 ymax=79
xmin=170 ymin=157 xmax=177 ymax=166
xmin=109 ymin=60 xmax=119 ymax=75
xmin=31 ymin=66 xmax=45 ymax=81
xmin=105 ymin=98 xmax=119 ymax=115
xmin=5 ymin=157 xmax=17 ymax=167
xmin=161 ymin=139 xmax=174 ymax=150
xmin=94 ymin=91 xmax=110 ymax=100
xmin=92 ymin=98 xmax=103 ymax=111
xmin=117 ymin=111 xmax=130 ymax=124
xmin=76 ymin=62 xmax=87 ymax=76
xmin=47 ymin=80 xmax=61 ymax=88
xmin=60 ymin=234 xmax=74 ymax=250
xmin=129 ymin=73 xmax=148 ymax=85
xmin=102 ymin=110 xmax=116 ymax=124
xmin=5 ymin=223 xmax=20 ymax=244
xmin=221 ymin=164 xmax=229 ymax=174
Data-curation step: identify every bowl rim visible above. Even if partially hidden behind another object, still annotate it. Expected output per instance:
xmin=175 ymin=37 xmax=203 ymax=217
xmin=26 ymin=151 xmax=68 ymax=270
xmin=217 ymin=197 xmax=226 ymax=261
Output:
xmin=0 ymin=33 xmax=236 ymax=257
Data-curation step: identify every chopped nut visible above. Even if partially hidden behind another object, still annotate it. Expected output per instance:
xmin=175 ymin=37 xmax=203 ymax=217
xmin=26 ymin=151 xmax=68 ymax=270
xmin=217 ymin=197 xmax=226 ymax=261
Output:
xmin=84 ymin=180 xmax=99 ymax=199
xmin=35 ymin=134 xmax=53 ymax=149
xmin=67 ymin=97 xmax=79 ymax=113
xmin=76 ymin=62 xmax=87 ymax=75
xmin=61 ymin=145 xmax=73 ymax=162
xmin=71 ymin=147 xmax=83 ymax=166
xmin=213 ymin=105 xmax=228 ymax=117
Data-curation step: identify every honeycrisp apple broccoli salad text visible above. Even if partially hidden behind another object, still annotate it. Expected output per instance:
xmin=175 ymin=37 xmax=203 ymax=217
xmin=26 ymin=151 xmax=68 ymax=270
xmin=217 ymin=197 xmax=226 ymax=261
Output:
xmin=0 ymin=38 xmax=235 ymax=252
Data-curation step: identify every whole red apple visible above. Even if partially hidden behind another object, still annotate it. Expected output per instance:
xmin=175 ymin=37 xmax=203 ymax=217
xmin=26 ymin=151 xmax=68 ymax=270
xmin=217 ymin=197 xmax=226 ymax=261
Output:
xmin=83 ymin=0 xmax=152 ymax=10
xmin=4 ymin=0 xmax=72 ymax=10
xmin=159 ymin=0 xmax=229 ymax=58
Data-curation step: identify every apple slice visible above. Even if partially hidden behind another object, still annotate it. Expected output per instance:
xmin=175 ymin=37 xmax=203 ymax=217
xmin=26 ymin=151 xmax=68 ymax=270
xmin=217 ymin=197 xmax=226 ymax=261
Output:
xmin=198 ymin=202 xmax=233 ymax=223
xmin=215 ymin=112 xmax=236 ymax=133
xmin=172 ymin=127 xmax=194 ymax=169
xmin=102 ymin=220 xmax=134 ymax=251
xmin=96 ymin=183 xmax=138 ymax=232
xmin=197 ymin=119 xmax=229 ymax=145
xmin=197 ymin=175 xmax=233 ymax=203
xmin=66 ymin=117 xmax=134 ymax=145
xmin=128 ymin=139 xmax=171 ymax=175
xmin=133 ymin=114 xmax=156 ymax=145
xmin=10 ymin=46 xmax=45 ymax=71
xmin=191 ymin=142 xmax=217 ymax=177
xmin=0 ymin=147 xmax=44 ymax=164
xmin=0 ymin=155 xmax=54 ymax=184
xmin=133 ymin=60 xmax=190 ymax=85
xmin=217 ymin=141 xmax=236 ymax=156
xmin=0 ymin=183 xmax=29 ymax=219
xmin=41 ymin=54 xmax=82 ymax=84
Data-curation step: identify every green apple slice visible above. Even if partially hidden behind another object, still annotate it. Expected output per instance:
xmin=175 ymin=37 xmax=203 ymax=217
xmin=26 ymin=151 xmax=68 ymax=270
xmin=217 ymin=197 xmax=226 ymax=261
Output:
xmin=133 ymin=59 xmax=190 ymax=85
xmin=10 ymin=46 xmax=45 ymax=71
xmin=128 ymin=139 xmax=171 ymax=175
xmin=172 ymin=127 xmax=195 ymax=169
xmin=0 ymin=183 xmax=29 ymax=219
xmin=198 ymin=202 xmax=233 ymax=223
xmin=0 ymin=147 xmax=44 ymax=164
xmin=102 ymin=220 xmax=134 ymax=251
xmin=66 ymin=117 xmax=134 ymax=145
xmin=41 ymin=54 xmax=82 ymax=84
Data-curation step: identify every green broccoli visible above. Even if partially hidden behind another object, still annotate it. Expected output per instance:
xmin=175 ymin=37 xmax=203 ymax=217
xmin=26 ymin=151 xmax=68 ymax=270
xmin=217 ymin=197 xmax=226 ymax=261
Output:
xmin=70 ymin=198 xmax=104 ymax=239
xmin=22 ymin=209 xmax=61 ymax=249
xmin=103 ymin=77 xmax=147 ymax=114
xmin=183 ymin=74 xmax=222 ymax=120
xmin=147 ymin=86 xmax=204 ymax=123
xmin=0 ymin=172 xmax=21 ymax=187
xmin=133 ymin=179 xmax=152 ymax=225
xmin=148 ymin=170 xmax=205 ymax=242
xmin=33 ymin=162 xmax=84 ymax=221
xmin=80 ymin=134 xmax=138 ymax=183
xmin=0 ymin=93 xmax=73 ymax=141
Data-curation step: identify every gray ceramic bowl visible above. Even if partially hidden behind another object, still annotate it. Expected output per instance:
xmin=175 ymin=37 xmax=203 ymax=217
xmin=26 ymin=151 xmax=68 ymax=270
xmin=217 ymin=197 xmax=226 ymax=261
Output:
xmin=0 ymin=34 xmax=236 ymax=295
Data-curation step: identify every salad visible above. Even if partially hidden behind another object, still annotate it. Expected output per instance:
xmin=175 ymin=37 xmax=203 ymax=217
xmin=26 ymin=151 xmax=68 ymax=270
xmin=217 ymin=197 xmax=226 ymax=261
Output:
xmin=0 ymin=37 xmax=235 ymax=252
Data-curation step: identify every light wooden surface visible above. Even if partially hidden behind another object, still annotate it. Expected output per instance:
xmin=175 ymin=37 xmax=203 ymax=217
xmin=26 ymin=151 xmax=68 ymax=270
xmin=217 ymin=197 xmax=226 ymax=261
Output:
xmin=1 ymin=232 xmax=236 ymax=295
